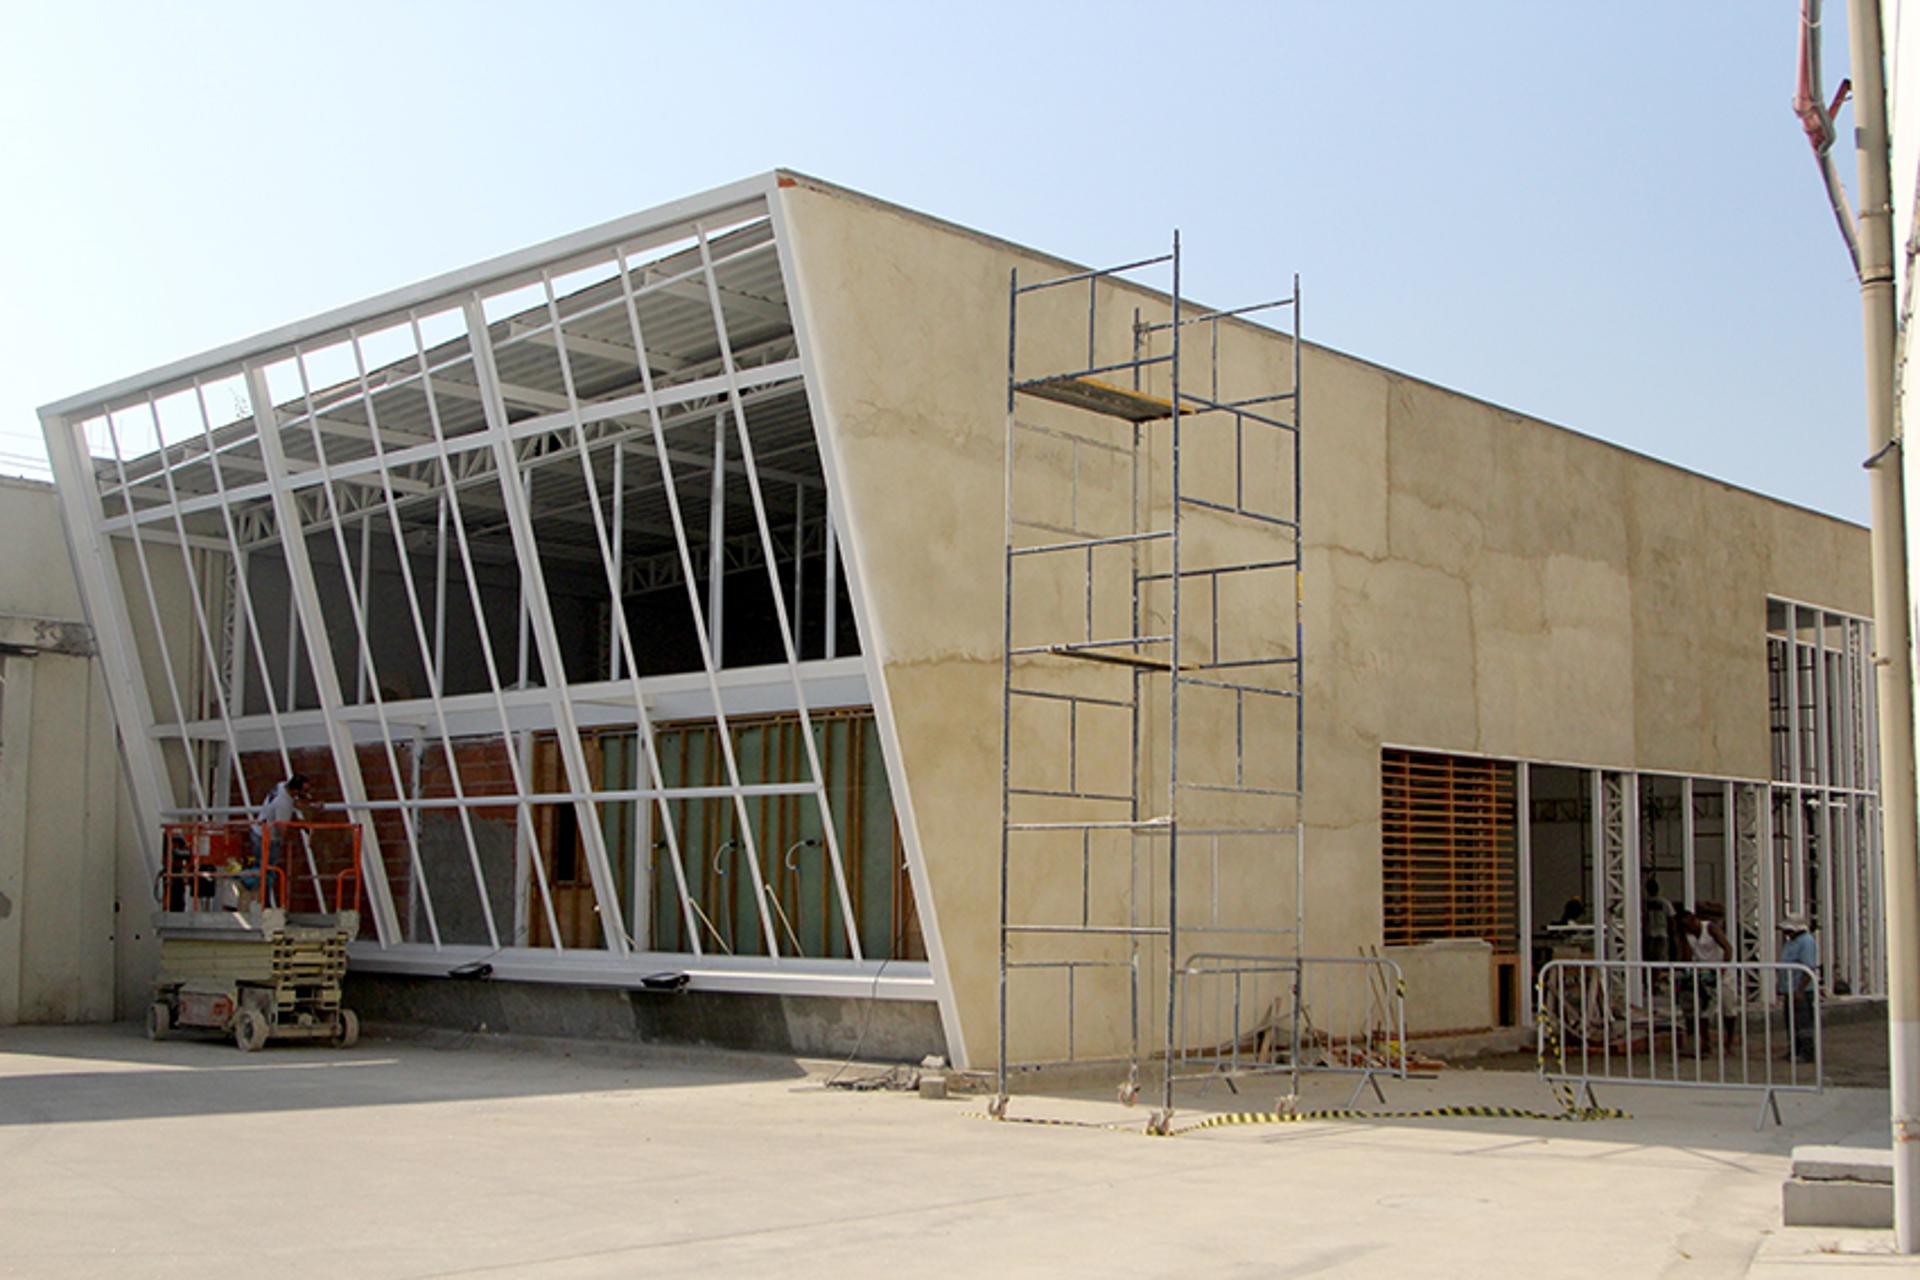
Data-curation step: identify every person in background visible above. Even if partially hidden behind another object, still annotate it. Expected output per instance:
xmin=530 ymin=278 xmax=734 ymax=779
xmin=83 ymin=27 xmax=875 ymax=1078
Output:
xmin=1675 ymin=909 xmax=1734 ymax=1045
xmin=1777 ymin=914 xmax=1818 ymax=1064
xmin=1643 ymin=875 xmax=1675 ymax=962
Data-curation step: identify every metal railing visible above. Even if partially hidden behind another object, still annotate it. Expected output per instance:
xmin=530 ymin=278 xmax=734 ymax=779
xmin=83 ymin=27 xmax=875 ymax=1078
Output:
xmin=1174 ymin=954 xmax=1409 ymax=1107
xmin=1535 ymin=958 xmax=1821 ymax=1128
xmin=156 ymin=820 xmax=361 ymax=918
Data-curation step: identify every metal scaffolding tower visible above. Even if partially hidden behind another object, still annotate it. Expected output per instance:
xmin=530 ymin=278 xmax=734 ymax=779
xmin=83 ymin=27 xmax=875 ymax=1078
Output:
xmin=995 ymin=237 xmax=1304 ymax=1126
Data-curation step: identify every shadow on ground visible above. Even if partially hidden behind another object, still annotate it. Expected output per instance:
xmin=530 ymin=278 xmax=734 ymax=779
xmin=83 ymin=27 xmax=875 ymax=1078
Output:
xmin=0 ymin=1022 xmax=806 ymax=1127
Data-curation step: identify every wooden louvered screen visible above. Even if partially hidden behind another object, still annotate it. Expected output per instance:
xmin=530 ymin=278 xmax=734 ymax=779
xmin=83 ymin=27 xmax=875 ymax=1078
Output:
xmin=1381 ymin=750 xmax=1518 ymax=955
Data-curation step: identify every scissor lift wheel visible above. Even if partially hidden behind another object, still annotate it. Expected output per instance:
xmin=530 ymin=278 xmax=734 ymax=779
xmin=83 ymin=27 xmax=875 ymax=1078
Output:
xmin=145 ymin=1001 xmax=171 ymax=1041
xmin=233 ymin=1008 xmax=271 ymax=1053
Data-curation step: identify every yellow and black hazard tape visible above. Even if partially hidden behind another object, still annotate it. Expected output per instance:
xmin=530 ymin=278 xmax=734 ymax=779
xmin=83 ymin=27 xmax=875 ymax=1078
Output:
xmin=975 ymin=990 xmax=1633 ymax=1136
xmin=972 ymin=1111 xmax=1148 ymax=1132
xmin=1166 ymin=1101 xmax=1627 ymax=1136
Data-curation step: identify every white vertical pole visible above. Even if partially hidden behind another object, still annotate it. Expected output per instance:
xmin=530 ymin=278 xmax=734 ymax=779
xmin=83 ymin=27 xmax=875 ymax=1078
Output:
xmin=1517 ymin=762 xmax=1533 ymax=1028
xmin=611 ymin=442 xmax=624 ymax=682
xmin=824 ymin=494 xmax=839 ymax=660
xmin=1682 ymin=777 xmax=1697 ymax=912
xmin=433 ymin=495 xmax=448 ymax=698
xmin=1723 ymin=780 xmax=1737 ymax=929
xmin=536 ymin=266 xmax=755 ymax=958
xmin=354 ymin=513 xmax=373 ymax=704
xmin=695 ymin=224 xmax=862 ymax=959
xmin=707 ymin=418 xmax=726 ymax=669
xmin=40 ymin=414 xmax=170 ymax=871
xmin=1624 ymin=773 xmax=1641 ymax=965
xmin=791 ymin=482 xmax=805 ymax=652
xmin=1590 ymin=768 xmax=1605 ymax=961
xmin=1817 ymin=613 xmax=1836 ymax=987
xmin=462 ymin=297 xmax=628 ymax=956
xmin=244 ymin=366 xmax=402 ymax=942
xmin=1847 ymin=0 xmax=1920 ymax=1240
xmin=284 ymin=568 xmax=300 ymax=710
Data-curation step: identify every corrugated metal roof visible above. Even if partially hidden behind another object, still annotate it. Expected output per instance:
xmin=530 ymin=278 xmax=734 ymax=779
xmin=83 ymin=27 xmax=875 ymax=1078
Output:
xmin=95 ymin=213 xmax=819 ymax=573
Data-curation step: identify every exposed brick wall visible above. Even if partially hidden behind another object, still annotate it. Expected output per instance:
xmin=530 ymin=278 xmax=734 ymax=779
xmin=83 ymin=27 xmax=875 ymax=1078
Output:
xmin=234 ymin=736 xmax=523 ymax=932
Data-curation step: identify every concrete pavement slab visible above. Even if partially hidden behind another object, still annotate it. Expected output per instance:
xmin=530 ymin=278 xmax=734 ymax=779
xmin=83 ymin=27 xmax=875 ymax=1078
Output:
xmin=0 ymin=1026 xmax=1905 ymax=1278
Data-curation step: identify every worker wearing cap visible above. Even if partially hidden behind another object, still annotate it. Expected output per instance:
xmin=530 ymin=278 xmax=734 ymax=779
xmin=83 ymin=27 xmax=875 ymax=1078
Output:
xmin=242 ymin=774 xmax=310 ymax=905
xmin=1777 ymin=915 xmax=1818 ymax=1064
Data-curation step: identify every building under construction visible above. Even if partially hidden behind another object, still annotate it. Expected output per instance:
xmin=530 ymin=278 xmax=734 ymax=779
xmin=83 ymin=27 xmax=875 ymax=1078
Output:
xmin=27 ymin=172 xmax=1886 ymax=1082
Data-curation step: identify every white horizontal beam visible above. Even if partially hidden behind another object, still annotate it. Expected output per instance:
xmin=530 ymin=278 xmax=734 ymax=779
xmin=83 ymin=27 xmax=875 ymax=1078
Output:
xmin=152 ymin=655 xmax=872 ymax=749
xmin=348 ymin=942 xmax=937 ymax=1002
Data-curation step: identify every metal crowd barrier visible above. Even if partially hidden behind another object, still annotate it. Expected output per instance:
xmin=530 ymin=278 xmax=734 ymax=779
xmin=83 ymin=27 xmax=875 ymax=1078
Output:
xmin=1174 ymin=953 xmax=1410 ymax=1107
xmin=1535 ymin=958 xmax=1822 ymax=1128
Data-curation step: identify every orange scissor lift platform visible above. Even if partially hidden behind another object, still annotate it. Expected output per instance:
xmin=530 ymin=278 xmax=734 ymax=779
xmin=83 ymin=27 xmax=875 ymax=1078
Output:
xmin=147 ymin=821 xmax=365 ymax=1052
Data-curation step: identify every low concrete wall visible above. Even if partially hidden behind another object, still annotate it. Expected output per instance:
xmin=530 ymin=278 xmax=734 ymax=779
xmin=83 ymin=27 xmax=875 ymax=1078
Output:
xmin=346 ymin=972 xmax=948 ymax=1063
xmin=1386 ymin=939 xmax=1494 ymax=1035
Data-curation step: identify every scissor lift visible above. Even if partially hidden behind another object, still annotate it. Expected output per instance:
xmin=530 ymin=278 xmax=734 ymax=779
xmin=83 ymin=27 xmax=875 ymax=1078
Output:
xmin=146 ymin=821 xmax=365 ymax=1052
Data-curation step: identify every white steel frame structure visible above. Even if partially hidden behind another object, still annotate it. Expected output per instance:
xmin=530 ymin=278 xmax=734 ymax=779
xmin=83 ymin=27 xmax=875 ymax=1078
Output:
xmin=1435 ymin=593 xmax=1887 ymax=1027
xmin=40 ymin=175 xmax=946 ymax=1015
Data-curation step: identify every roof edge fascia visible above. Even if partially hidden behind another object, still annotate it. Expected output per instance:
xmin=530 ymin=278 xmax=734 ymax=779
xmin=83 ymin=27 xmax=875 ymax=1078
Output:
xmin=39 ymin=171 xmax=784 ymax=422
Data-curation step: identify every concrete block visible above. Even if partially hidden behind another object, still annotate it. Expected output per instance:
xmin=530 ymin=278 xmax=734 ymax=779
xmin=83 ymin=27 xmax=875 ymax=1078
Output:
xmin=1781 ymin=1178 xmax=1894 ymax=1228
xmin=1790 ymin=1145 xmax=1893 ymax=1184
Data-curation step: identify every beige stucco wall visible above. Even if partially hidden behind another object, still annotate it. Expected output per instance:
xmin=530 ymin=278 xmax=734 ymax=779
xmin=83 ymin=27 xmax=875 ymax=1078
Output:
xmin=0 ymin=477 xmax=144 ymax=1024
xmin=781 ymin=177 xmax=1872 ymax=1068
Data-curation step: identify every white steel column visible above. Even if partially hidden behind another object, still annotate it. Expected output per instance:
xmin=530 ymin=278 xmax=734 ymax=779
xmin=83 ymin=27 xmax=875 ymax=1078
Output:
xmin=1624 ymin=772 xmax=1641 ymax=964
xmin=39 ymin=415 xmax=170 ymax=870
xmin=1682 ymin=778 xmax=1698 ymax=911
xmin=1724 ymin=780 xmax=1739 ymax=930
xmin=188 ymin=388 xmax=323 ymax=907
xmin=462 ymin=298 xmax=629 ymax=956
xmin=244 ymin=366 xmax=402 ymax=942
xmin=696 ymin=224 xmax=862 ymax=959
xmin=535 ymin=266 xmax=773 ymax=958
xmin=1516 ymin=761 xmax=1533 ymax=1026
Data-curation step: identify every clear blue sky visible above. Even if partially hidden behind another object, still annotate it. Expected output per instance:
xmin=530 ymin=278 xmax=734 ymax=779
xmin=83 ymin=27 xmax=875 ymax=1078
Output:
xmin=0 ymin=1 xmax=1875 ymax=521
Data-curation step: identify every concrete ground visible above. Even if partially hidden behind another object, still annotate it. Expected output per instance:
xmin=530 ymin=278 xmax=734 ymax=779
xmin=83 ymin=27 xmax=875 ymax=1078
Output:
xmin=0 ymin=1025 xmax=1910 ymax=1278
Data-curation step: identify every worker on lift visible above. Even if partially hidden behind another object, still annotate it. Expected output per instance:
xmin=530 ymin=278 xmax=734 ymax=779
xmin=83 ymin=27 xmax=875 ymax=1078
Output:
xmin=235 ymin=774 xmax=311 ymax=908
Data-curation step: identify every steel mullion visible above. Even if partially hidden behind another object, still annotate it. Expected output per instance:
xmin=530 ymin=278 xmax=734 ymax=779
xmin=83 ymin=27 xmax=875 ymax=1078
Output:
xmin=243 ymin=365 xmax=403 ymax=943
xmin=1682 ymin=777 xmax=1697 ymax=911
xmin=291 ymin=343 xmax=443 ymax=949
xmin=610 ymin=243 xmax=768 ymax=957
xmin=351 ymin=327 xmax=505 ymax=950
xmin=353 ymin=514 xmax=374 ymax=704
xmin=539 ymin=265 xmax=765 ymax=957
xmin=433 ymin=495 xmax=449 ymax=695
xmin=462 ymin=295 xmax=629 ymax=956
xmin=695 ymin=224 xmax=863 ymax=960
xmin=100 ymin=410 xmax=211 ymax=813
xmin=145 ymin=393 xmax=258 ymax=832
xmin=406 ymin=313 xmax=567 ymax=952
xmin=707 ymin=391 xmax=727 ymax=667
xmin=41 ymin=415 xmax=172 ymax=871
xmin=610 ymin=443 xmax=624 ymax=682
xmin=791 ymin=482 xmax=804 ymax=651
xmin=823 ymin=493 xmax=838 ymax=660
xmin=187 ymin=383 xmax=325 ymax=905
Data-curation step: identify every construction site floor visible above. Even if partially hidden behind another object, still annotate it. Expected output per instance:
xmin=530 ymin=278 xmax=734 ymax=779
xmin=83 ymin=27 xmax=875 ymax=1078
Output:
xmin=0 ymin=1024 xmax=1909 ymax=1277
